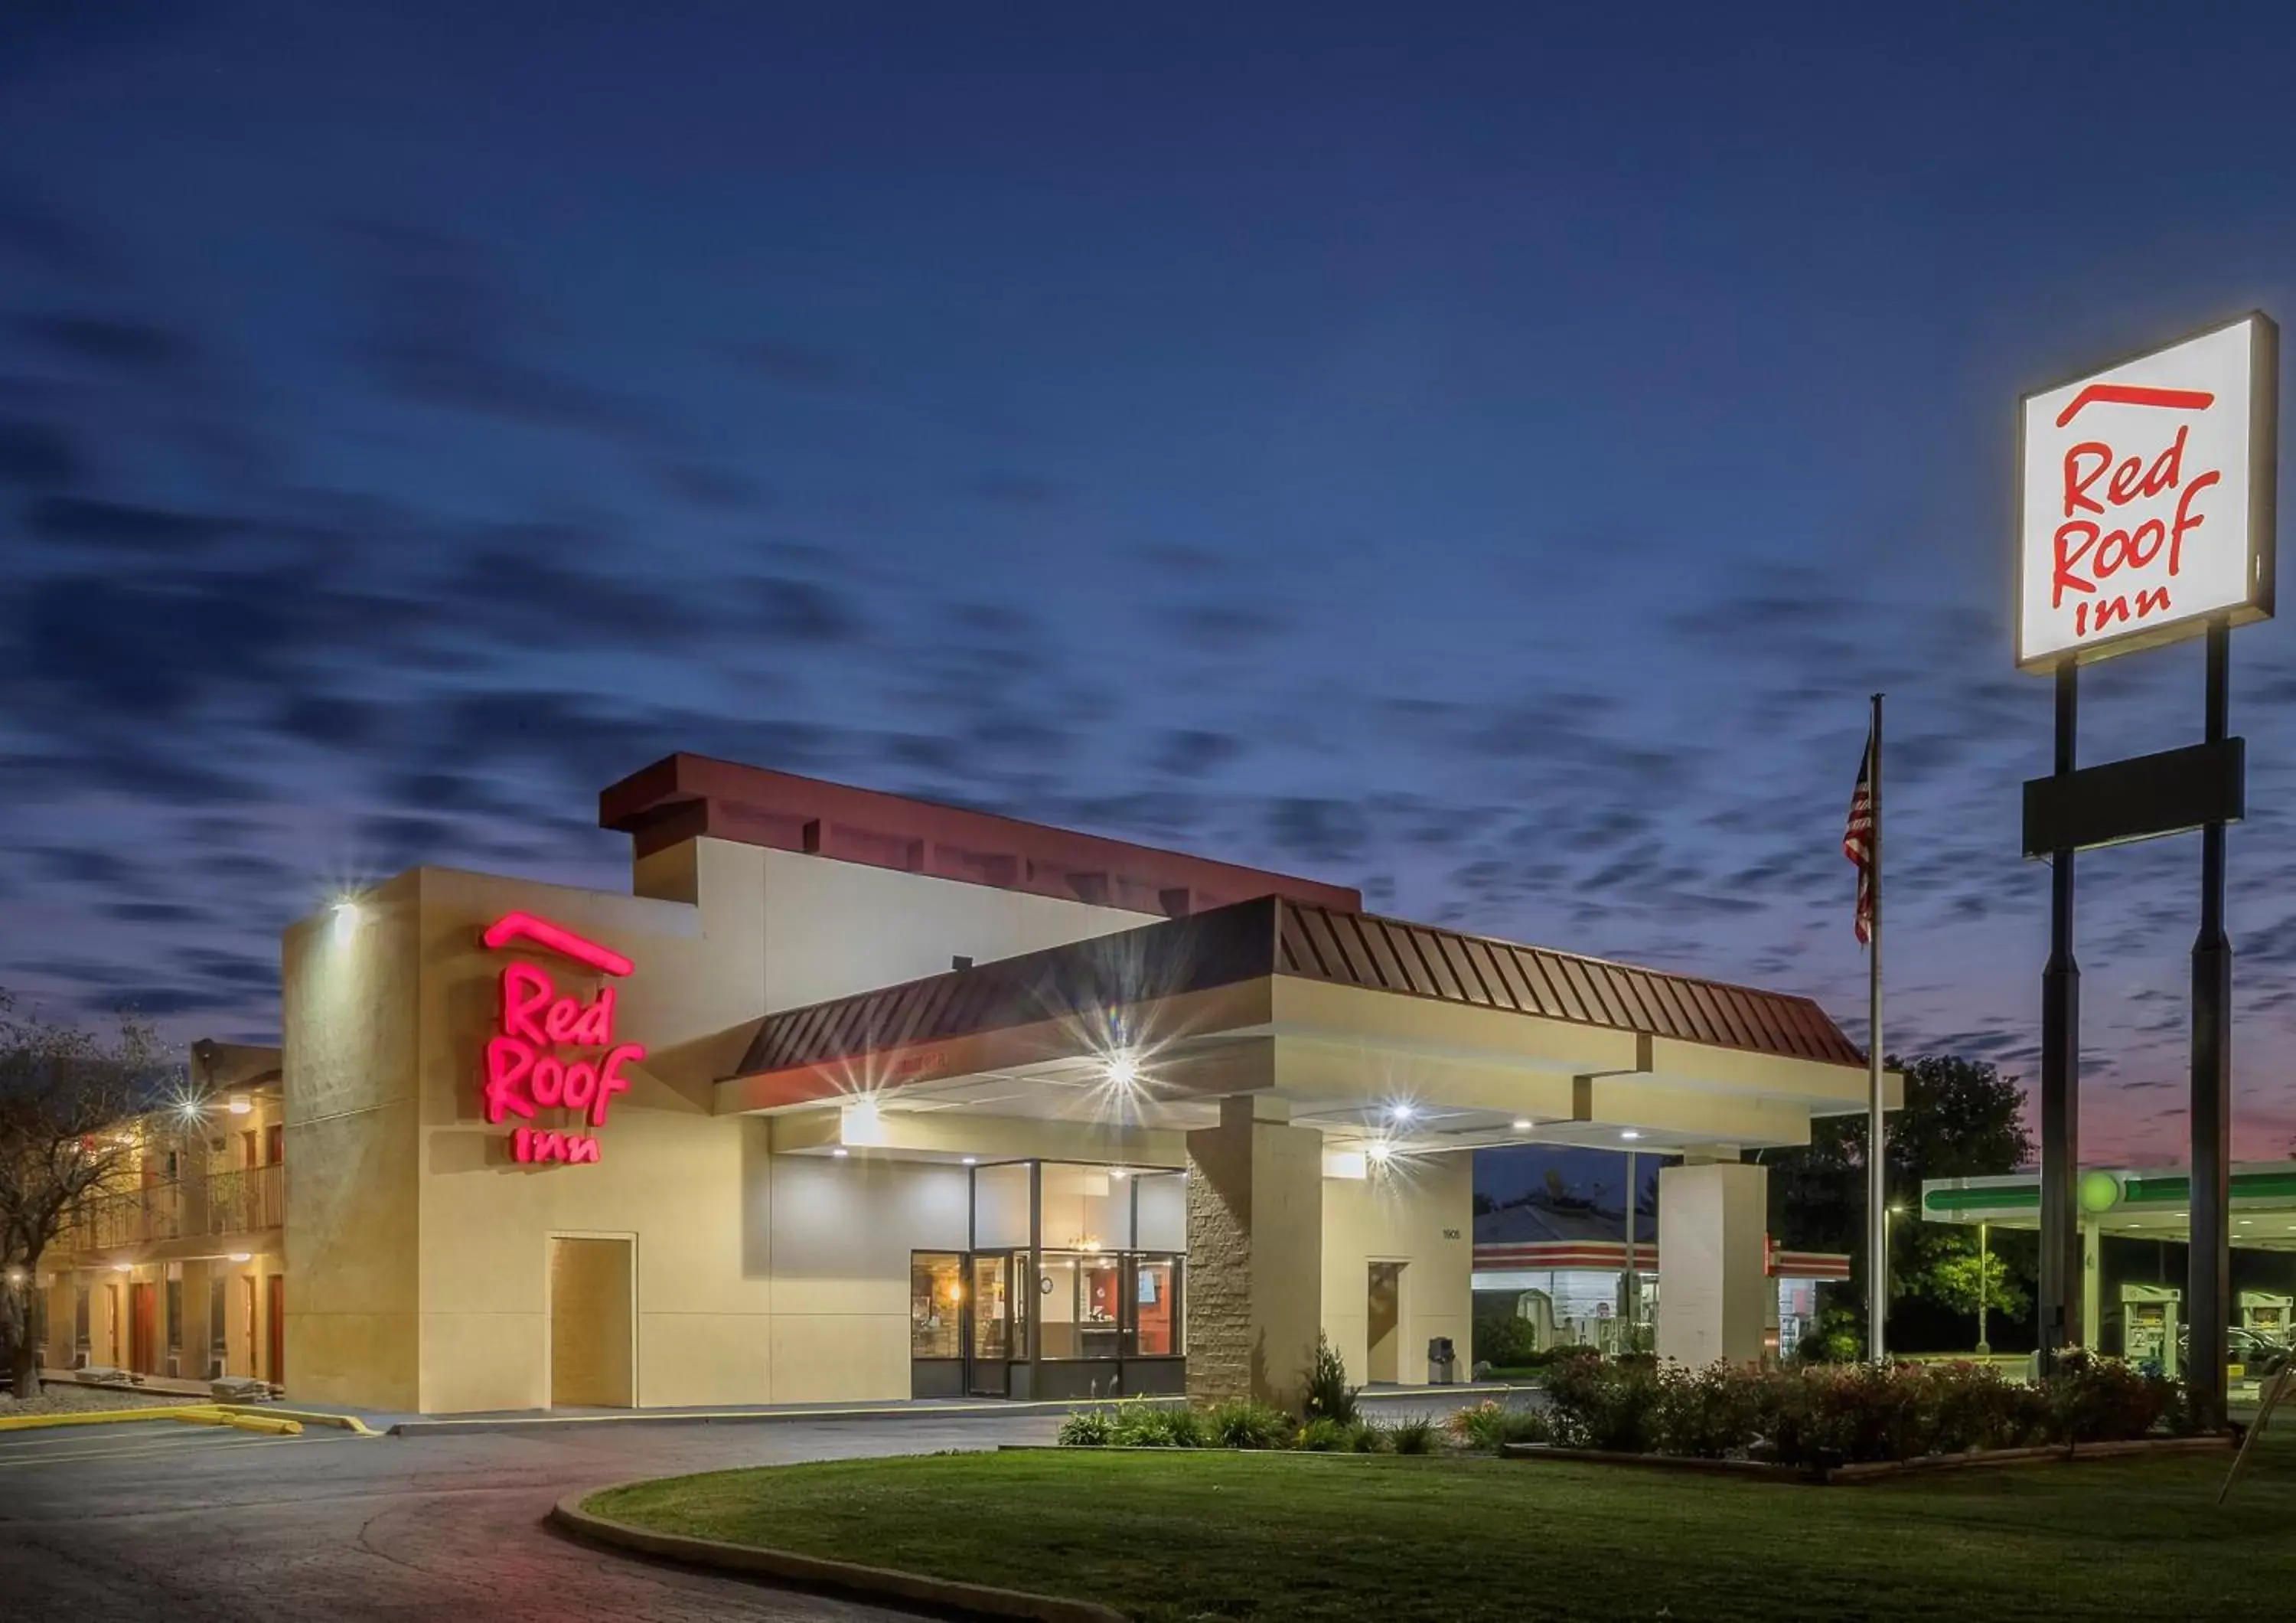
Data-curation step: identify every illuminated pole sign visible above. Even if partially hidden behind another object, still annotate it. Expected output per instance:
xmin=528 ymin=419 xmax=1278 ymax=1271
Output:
xmin=2017 ymin=312 xmax=2276 ymax=670
xmin=480 ymin=913 xmax=644 ymax=1166
xmin=2015 ymin=310 xmax=2277 ymax=1433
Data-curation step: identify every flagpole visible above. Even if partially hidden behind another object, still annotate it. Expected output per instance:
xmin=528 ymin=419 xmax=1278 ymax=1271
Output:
xmin=1867 ymin=692 xmax=1887 ymax=1364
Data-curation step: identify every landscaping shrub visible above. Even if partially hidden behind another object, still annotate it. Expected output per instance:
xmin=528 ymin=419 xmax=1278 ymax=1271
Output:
xmin=1295 ymin=1416 xmax=1355 ymax=1452
xmin=2043 ymin=1350 xmax=2171 ymax=1445
xmin=1543 ymin=1350 xmax=1662 ymax=1453
xmin=1448 ymin=1399 xmax=1551 ymax=1452
xmin=1058 ymin=1406 xmax=1116 ymax=1446
xmin=1301 ymin=1334 xmax=1360 ymax=1426
xmin=1206 ymin=1398 xmax=1293 ymax=1450
xmin=1650 ymin=1363 xmax=1771 ymax=1459
xmin=1923 ymin=1360 xmax=2050 ymax=1453
xmin=1110 ymin=1401 xmax=1204 ymax=1448
xmin=1473 ymin=1313 xmax=1544 ymax=1369
xmin=1386 ymin=1413 xmax=1441 ymax=1455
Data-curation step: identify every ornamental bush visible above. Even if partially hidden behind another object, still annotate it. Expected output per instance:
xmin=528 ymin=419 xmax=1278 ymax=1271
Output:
xmin=1057 ymin=1406 xmax=1116 ymax=1446
xmin=2044 ymin=1350 xmax=2172 ymax=1444
xmin=1447 ymin=1399 xmax=1551 ymax=1452
xmin=1525 ymin=1351 xmax=2180 ymax=1467
xmin=1544 ymin=1350 xmax=1662 ymax=1453
xmin=1110 ymin=1400 xmax=1204 ymax=1448
xmin=1472 ymin=1312 xmax=1544 ymax=1369
xmin=1300 ymin=1334 xmax=1361 ymax=1426
xmin=1385 ymin=1413 xmax=1442 ymax=1455
xmin=1206 ymin=1398 xmax=1293 ymax=1449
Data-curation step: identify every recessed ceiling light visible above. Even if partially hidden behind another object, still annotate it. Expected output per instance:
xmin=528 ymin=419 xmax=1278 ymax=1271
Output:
xmin=1620 ymin=1130 xmax=1642 ymax=1141
xmin=961 ymin=1156 xmax=978 ymax=1166
xmin=1512 ymin=1118 xmax=1532 ymax=1132
xmin=1105 ymin=1052 xmax=1141 ymax=1089
xmin=831 ymin=1148 xmax=850 ymax=1158
xmin=1366 ymin=1141 xmax=1393 ymax=1164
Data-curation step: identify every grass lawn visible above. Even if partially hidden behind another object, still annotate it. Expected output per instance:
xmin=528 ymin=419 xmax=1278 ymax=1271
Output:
xmin=587 ymin=1427 xmax=2296 ymax=1622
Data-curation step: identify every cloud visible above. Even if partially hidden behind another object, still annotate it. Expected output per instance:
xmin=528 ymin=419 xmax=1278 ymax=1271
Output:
xmin=733 ymin=339 xmax=858 ymax=394
xmin=0 ymin=417 xmax=82 ymax=488
xmin=18 ymin=312 xmax=192 ymax=375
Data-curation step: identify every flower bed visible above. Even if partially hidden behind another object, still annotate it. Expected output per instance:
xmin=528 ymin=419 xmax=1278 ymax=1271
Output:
xmin=1525 ymin=1346 xmax=2197 ymax=1468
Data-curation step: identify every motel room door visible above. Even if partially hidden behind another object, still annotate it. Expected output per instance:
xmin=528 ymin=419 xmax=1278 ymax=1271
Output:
xmin=129 ymin=1282 xmax=158 ymax=1376
xmin=266 ymin=1276 xmax=285 ymax=1386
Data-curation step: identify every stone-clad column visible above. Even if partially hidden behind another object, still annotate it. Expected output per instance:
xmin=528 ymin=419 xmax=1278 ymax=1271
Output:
xmin=1186 ymin=1094 xmax=1322 ymax=1410
xmin=1656 ymin=1161 xmax=1769 ymax=1367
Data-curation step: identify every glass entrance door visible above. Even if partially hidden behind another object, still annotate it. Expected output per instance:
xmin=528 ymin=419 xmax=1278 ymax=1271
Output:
xmin=967 ymin=1253 xmax=1011 ymax=1396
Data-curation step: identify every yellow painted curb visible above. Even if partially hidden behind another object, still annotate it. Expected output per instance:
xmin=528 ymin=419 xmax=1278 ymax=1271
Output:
xmin=219 ymin=1405 xmax=380 ymax=1437
xmin=0 ymin=1404 xmax=212 ymax=1432
xmin=169 ymin=1408 xmax=234 ymax=1428
xmin=223 ymin=1413 xmax=302 ymax=1436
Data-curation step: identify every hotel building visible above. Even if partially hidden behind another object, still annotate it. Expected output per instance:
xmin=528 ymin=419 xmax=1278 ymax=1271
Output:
xmin=40 ymin=753 xmax=1891 ymax=1414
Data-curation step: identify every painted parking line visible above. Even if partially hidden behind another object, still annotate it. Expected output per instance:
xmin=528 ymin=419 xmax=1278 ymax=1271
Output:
xmin=0 ymin=1423 xmax=207 ymax=1454
xmin=0 ymin=1432 xmax=351 ymax=1469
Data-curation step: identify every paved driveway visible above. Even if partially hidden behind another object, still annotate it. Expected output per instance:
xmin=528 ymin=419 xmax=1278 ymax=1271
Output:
xmin=0 ymin=1409 xmax=1064 ymax=1620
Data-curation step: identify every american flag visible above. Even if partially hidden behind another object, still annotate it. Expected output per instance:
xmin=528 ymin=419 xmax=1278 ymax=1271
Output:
xmin=1843 ymin=732 xmax=1875 ymax=945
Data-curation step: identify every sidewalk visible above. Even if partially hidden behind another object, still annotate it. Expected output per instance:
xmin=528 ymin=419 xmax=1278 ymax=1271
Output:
xmin=386 ymin=1381 xmax=1521 ymax=1437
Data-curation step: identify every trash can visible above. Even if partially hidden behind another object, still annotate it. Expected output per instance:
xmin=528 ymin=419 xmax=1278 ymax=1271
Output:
xmin=1427 ymin=1336 xmax=1457 ymax=1384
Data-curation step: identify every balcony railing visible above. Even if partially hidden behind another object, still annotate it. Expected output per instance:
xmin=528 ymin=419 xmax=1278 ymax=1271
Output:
xmin=59 ymin=1164 xmax=284 ymax=1254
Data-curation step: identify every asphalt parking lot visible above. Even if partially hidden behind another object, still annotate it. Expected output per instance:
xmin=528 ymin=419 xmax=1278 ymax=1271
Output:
xmin=0 ymin=1408 xmax=1065 ymax=1620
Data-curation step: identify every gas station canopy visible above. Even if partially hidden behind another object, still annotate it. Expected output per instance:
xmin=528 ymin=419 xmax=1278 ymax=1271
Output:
xmin=1923 ymin=1164 xmax=2296 ymax=1250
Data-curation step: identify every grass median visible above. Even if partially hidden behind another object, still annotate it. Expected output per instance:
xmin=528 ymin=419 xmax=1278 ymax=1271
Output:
xmin=585 ymin=1425 xmax=2296 ymax=1622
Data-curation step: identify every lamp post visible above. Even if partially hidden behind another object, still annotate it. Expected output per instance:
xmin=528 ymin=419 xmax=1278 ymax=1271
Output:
xmin=1880 ymin=1204 xmax=1906 ymax=1360
xmin=1977 ymin=1221 xmax=1991 ymax=1356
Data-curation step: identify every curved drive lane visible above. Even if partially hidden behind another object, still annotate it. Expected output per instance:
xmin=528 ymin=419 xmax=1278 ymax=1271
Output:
xmin=0 ymin=1410 xmax=1064 ymax=1620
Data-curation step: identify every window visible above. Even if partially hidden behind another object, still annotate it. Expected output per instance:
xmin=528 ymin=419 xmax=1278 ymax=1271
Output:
xmin=165 ymin=1278 xmax=183 ymax=1353
xmin=1135 ymin=1256 xmax=1182 ymax=1356
xmin=209 ymin=1275 xmax=227 ymax=1370
xmin=910 ymin=1252 xmax=964 ymax=1360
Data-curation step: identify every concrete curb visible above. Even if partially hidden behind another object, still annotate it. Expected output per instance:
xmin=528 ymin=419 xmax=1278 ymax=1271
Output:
xmin=392 ymin=1396 xmax=1165 ymax=1438
xmin=551 ymin=1484 xmax=1130 ymax=1623
xmin=220 ymin=1405 xmax=381 ymax=1437
xmin=0 ymin=1403 xmax=214 ymax=1432
xmin=171 ymin=1408 xmax=304 ymax=1436
xmin=1501 ymin=1432 xmax=2236 ymax=1484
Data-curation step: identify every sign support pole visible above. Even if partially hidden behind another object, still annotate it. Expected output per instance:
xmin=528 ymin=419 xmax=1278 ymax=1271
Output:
xmin=2039 ymin=662 xmax=2081 ymax=1366
xmin=2191 ymin=618 xmax=2234 ymax=1432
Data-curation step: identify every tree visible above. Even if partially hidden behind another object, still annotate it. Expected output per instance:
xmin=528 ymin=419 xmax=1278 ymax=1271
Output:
xmin=1919 ymin=1245 xmax=2031 ymax=1321
xmin=1763 ymin=1054 xmax=2037 ymax=1352
xmin=0 ymin=994 xmax=164 ymax=1397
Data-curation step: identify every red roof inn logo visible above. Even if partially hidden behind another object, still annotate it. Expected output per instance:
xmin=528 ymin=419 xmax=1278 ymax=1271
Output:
xmin=480 ymin=912 xmax=644 ymax=1166
xmin=2017 ymin=312 xmax=2277 ymax=670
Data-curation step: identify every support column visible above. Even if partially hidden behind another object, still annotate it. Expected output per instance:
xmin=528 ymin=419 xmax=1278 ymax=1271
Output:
xmin=1185 ymin=1095 xmax=1322 ymax=1410
xmin=2189 ymin=618 xmax=2233 ymax=1431
xmin=2082 ymin=1220 xmax=2101 ymax=1352
xmin=1656 ymin=1161 xmax=1769 ymax=1367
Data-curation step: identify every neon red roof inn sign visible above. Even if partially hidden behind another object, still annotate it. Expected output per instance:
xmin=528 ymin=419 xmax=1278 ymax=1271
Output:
xmin=2017 ymin=312 xmax=2277 ymax=670
xmin=481 ymin=913 xmax=644 ymax=1166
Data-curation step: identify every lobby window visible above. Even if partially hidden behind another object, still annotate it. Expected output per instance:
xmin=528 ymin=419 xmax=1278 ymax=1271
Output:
xmin=1135 ymin=1257 xmax=1182 ymax=1356
xmin=910 ymin=1252 xmax=964 ymax=1360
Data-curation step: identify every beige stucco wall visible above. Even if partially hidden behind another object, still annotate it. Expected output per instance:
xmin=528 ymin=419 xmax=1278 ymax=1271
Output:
xmin=284 ymin=869 xmax=424 ymax=1410
xmin=283 ymin=834 xmax=1148 ymax=1413
xmin=1319 ymin=1154 xmax=1473 ymax=1388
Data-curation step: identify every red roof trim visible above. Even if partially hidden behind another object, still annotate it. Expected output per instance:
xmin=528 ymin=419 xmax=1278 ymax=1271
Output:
xmin=600 ymin=753 xmax=1361 ymax=919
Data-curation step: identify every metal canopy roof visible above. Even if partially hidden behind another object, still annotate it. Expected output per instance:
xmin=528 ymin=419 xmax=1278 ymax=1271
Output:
xmin=1923 ymin=1164 xmax=2296 ymax=1252
xmin=735 ymin=895 xmax=1861 ymax=1080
